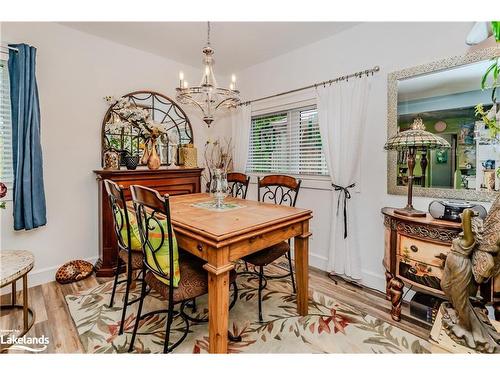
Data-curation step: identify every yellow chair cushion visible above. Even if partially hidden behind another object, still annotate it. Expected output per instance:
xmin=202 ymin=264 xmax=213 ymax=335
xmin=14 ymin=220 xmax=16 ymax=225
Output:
xmin=141 ymin=217 xmax=180 ymax=287
xmin=113 ymin=208 xmax=142 ymax=251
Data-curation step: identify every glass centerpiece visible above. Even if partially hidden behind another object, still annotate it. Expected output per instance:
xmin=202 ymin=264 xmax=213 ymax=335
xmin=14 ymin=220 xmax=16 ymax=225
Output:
xmin=204 ymin=138 xmax=233 ymax=209
xmin=210 ymin=168 xmax=229 ymax=209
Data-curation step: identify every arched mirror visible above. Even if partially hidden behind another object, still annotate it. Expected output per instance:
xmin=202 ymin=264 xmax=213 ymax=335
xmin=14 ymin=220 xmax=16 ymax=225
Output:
xmin=101 ymin=90 xmax=193 ymax=167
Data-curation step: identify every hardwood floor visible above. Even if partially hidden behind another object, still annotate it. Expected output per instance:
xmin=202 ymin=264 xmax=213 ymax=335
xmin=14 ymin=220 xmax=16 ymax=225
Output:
xmin=0 ymin=265 xmax=431 ymax=353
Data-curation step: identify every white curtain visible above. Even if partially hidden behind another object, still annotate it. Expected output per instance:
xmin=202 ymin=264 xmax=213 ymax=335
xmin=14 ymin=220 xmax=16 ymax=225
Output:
xmin=316 ymin=76 xmax=371 ymax=280
xmin=231 ymin=104 xmax=252 ymax=172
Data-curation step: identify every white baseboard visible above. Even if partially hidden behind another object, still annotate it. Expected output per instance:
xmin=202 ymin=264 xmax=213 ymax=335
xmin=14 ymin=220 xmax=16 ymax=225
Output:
xmin=360 ymin=268 xmax=415 ymax=301
xmin=360 ymin=269 xmax=386 ymax=293
xmin=307 ymin=254 xmax=388 ymax=295
xmin=309 ymin=252 xmax=328 ymax=270
xmin=0 ymin=256 xmax=98 ymax=295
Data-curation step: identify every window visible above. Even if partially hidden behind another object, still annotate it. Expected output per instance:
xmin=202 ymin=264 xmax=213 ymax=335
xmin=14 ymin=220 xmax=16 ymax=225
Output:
xmin=0 ymin=59 xmax=13 ymax=188
xmin=247 ymin=105 xmax=328 ymax=176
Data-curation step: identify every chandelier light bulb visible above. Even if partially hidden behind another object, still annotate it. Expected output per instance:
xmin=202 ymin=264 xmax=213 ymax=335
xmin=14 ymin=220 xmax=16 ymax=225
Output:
xmin=230 ymin=83 xmax=235 ymax=90
xmin=179 ymin=71 xmax=184 ymax=81
xmin=231 ymin=74 xmax=236 ymax=83
xmin=183 ymin=81 xmax=189 ymax=88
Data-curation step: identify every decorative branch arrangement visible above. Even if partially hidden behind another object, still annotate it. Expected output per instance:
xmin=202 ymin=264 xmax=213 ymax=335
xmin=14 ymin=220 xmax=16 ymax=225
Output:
xmin=104 ymin=96 xmax=177 ymax=141
xmin=202 ymin=138 xmax=233 ymax=191
xmin=104 ymin=95 xmax=182 ymax=170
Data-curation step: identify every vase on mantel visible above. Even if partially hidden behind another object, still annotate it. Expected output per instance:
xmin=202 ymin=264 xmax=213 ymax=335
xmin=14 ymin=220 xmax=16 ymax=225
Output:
xmin=147 ymin=137 xmax=161 ymax=170
xmin=141 ymin=139 xmax=150 ymax=165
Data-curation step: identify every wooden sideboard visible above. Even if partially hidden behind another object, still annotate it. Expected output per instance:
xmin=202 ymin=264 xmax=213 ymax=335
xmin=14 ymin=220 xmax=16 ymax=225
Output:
xmin=93 ymin=168 xmax=203 ymax=277
xmin=382 ymin=207 xmax=500 ymax=322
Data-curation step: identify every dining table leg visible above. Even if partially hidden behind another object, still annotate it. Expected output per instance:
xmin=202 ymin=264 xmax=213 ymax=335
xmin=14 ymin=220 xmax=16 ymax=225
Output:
xmin=204 ymin=261 xmax=233 ymax=354
xmin=295 ymin=221 xmax=311 ymax=316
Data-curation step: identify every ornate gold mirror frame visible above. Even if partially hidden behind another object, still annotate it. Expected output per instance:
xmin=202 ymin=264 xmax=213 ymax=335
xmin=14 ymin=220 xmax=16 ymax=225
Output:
xmin=387 ymin=47 xmax=500 ymax=202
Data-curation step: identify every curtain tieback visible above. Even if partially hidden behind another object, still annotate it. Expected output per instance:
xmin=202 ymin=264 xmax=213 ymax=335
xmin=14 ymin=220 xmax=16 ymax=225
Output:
xmin=332 ymin=183 xmax=355 ymax=239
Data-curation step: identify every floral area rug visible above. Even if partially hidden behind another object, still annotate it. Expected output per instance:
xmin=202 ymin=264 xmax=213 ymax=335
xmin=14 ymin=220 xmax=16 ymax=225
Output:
xmin=65 ymin=265 xmax=431 ymax=354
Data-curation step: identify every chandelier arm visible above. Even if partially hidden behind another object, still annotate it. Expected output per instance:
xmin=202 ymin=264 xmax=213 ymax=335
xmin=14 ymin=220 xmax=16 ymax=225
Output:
xmin=215 ymin=97 xmax=240 ymax=110
xmin=176 ymin=94 xmax=207 ymax=114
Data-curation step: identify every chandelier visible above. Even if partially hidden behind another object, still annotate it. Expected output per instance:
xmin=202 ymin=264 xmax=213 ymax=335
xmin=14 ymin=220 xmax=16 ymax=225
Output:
xmin=175 ymin=22 xmax=240 ymax=126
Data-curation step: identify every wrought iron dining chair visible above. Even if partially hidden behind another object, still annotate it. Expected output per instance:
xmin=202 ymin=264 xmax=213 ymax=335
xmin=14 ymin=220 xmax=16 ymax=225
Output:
xmin=128 ymin=185 xmax=238 ymax=353
xmin=104 ymin=179 xmax=145 ymax=336
xmin=241 ymin=175 xmax=302 ymax=322
xmin=227 ymin=172 xmax=250 ymax=199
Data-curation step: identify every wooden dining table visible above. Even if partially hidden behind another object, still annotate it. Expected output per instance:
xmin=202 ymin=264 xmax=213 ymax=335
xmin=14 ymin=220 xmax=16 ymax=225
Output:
xmin=167 ymin=193 xmax=313 ymax=353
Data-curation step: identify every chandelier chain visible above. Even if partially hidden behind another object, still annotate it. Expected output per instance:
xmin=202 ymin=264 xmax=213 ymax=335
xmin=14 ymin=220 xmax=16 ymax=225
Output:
xmin=207 ymin=21 xmax=211 ymax=46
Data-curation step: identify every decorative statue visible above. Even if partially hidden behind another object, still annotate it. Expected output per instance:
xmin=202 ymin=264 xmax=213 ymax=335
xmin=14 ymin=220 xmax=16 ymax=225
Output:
xmin=440 ymin=194 xmax=500 ymax=353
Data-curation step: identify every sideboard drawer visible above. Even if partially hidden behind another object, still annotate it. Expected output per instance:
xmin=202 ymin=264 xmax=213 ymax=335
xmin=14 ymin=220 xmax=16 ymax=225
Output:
xmin=396 ymin=255 xmax=445 ymax=295
xmin=397 ymin=234 xmax=449 ymax=269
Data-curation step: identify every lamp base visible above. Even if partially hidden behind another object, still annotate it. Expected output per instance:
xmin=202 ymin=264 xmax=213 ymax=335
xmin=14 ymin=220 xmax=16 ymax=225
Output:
xmin=394 ymin=207 xmax=426 ymax=217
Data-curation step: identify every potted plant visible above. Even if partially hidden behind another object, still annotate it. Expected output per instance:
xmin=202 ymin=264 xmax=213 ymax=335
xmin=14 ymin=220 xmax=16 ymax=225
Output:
xmin=475 ymin=22 xmax=500 ymax=140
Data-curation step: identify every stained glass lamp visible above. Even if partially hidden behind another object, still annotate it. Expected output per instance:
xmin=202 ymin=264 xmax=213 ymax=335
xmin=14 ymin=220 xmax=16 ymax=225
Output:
xmin=384 ymin=117 xmax=450 ymax=217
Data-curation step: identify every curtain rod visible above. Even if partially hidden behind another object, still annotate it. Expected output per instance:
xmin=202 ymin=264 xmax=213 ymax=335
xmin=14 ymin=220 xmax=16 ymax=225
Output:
xmin=0 ymin=45 xmax=19 ymax=52
xmin=0 ymin=48 xmax=18 ymax=56
xmin=240 ymin=65 xmax=380 ymax=106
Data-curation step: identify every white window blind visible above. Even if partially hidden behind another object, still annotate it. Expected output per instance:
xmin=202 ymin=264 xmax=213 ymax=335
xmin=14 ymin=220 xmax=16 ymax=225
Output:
xmin=0 ymin=59 xmax=13 ymax=188
xmin=247 ymin=105 xmax=328 ymax=176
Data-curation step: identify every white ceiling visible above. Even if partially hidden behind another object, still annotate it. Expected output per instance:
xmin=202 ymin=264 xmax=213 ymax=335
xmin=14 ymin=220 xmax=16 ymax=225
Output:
xmin=61 ymin=22 xmax=359 ymax=74
xmin=398 ymin=60 xmax=491 ymax=101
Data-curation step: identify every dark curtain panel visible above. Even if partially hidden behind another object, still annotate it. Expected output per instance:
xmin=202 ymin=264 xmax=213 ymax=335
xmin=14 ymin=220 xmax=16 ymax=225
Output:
xmin=8 ymin=44 xmax=46 ymax=230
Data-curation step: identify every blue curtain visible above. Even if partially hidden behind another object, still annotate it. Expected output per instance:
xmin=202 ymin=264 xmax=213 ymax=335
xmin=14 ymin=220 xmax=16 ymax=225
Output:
xmin=8 ymin=44 xmax=46 ymax=230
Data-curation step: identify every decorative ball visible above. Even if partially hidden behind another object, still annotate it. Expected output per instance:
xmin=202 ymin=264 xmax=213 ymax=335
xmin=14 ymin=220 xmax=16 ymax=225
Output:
xmin=55 ymin=260 xmax=94 ymax=284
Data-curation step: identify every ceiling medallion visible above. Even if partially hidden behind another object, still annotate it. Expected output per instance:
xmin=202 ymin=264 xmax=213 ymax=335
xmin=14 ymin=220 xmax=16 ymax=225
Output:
xmin=176 ymin=22 xmax=240 ymax=126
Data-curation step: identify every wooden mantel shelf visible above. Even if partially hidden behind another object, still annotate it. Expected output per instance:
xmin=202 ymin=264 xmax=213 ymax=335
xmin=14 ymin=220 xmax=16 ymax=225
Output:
xmin=93 ymin=167 xmax=204 ymax=277
xmin=94 ymin=167 xmax=204 ymax=177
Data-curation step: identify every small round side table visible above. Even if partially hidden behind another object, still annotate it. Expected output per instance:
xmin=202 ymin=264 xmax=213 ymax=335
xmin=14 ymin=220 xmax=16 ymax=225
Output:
xmin=0 ymin=250 xmax=36 ymax=352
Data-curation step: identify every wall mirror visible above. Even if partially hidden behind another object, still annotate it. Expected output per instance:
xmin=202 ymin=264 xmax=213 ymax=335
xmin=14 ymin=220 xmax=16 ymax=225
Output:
xmin=101 ymin=90 xmax=193 ymax=167
xmin=387 ymin=47 xmax=500 ymax=202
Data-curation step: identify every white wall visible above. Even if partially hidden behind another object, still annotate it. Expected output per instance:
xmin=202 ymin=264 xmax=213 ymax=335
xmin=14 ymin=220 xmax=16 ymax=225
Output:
xmin=0 ymin=22 xmax=226 ymax=287
xmin=1 ymin=21 xmax=493 ymax=294
xmin=235 ymin=22 xmax=492 ymax=291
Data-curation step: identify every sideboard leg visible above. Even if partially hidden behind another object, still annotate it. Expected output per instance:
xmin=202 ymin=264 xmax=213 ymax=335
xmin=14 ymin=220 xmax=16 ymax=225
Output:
xmin=385 ymin=271 xmax=393 ymax=301
xmin=389 ymin=277 xmax=404 ymax=322
xmin=494 ymin=302 xmax=500 ymax=321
